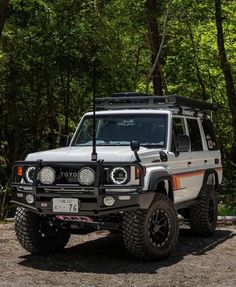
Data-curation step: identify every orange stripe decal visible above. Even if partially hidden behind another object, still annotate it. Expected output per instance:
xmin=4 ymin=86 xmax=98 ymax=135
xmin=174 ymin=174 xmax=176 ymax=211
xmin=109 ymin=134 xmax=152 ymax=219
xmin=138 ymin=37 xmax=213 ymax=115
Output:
xmin=174 ymin=170 xmax=205 ymax=178
xmin=171 ymin=168 xmax=223 ymax=191
xmin=171 ymin=170 xmax=205 ymax=191
xmin=216 ymin=167 xmax=223 ymax=173
xmin=172 ymin=175 xmax=181 ymax=190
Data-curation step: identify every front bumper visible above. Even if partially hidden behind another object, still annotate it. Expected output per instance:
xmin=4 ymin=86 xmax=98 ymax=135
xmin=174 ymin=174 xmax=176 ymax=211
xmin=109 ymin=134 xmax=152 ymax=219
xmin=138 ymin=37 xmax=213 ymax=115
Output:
xmin=11 ymin=191 xmax=155 ymax=216
xmin=11 ymin=160 xmax=154 ymax=216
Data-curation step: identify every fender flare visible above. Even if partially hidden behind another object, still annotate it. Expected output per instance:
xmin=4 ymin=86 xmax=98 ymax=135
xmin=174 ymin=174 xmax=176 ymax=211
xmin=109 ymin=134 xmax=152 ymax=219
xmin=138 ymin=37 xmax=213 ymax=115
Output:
xmin=198 ymin=168 xmax=219 ymax=198
xmin=148 ymin=170 xmax=173 ymax=201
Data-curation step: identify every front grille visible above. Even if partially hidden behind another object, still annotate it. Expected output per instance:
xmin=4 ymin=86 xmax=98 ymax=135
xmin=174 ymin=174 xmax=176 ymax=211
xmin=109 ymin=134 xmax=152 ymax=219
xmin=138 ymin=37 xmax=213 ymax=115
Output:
xmin=48 ymin=166 xmax=97 ymax=186
xmin=11 ymin=161 xmax=144 ymax=193
xmin=56 ymin=167 xmax=84 ymax=184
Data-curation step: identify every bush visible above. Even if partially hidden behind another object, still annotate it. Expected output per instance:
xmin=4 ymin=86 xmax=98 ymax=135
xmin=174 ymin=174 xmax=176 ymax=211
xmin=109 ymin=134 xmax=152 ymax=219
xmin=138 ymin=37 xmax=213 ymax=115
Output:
xmin=219 ymin=162 xmax=236 ymax=215
xmin=221 ymin=162 xmax=236 ymax=195
xmin=0 ymin=184 xmax=14 ymax=219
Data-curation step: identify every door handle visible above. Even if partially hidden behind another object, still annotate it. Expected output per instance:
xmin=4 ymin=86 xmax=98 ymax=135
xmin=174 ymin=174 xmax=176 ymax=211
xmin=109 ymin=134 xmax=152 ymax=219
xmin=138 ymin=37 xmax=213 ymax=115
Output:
xmin=204 ymin=160 xmax=208 ymax=163
xmin=188 ymin=161 xmax=191 ymax=165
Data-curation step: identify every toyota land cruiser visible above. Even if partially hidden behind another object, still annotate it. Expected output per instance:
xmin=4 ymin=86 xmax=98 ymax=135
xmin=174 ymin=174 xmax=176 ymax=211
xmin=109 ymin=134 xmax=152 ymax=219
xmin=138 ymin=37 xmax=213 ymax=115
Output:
xmin=11 ymin=93 xmax=222 ymax=260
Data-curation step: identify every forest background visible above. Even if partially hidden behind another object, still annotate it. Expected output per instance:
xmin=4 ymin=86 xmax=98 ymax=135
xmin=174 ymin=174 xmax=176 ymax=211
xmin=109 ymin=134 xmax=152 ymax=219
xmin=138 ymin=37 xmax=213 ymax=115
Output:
xmin=0 ymin=0 xmax=236 ymax=217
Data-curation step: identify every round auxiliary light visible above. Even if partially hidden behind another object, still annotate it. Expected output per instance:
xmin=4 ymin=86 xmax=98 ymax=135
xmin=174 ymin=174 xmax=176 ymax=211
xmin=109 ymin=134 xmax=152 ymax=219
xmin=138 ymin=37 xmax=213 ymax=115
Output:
xmin=25 ymin=194 xmax=34 ymax=204
xmin=25 ymin=167 xmax=36 ymax=183
xmin=78 ymin=167 xmax=95 ymax=186
xmin=38 ymin=167 xmax=56 ymax=185
xmin=103 ymin=196 xmax=115 ymax=207
xmin=110 ymin=167 xmax=128 ymax=185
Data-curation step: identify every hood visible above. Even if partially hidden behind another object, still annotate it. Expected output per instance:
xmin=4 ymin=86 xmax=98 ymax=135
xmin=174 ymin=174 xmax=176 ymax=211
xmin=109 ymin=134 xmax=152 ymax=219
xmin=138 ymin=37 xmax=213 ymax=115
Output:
xmin=25 ymin=146 xmax=161 ymax=164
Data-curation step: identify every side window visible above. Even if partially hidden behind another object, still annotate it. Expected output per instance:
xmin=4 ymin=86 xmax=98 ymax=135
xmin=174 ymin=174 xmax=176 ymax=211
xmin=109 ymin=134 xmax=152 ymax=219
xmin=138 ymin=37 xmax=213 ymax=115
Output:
xmin=187 ymin=118 xmax=203 ymax=151
xmin=202 ymin=118 xmax=218 ymax=150
xmin=173 ymin=117 xmax=185 ymax=135
xmin=172 ymin=117 xmax=186 ymax=151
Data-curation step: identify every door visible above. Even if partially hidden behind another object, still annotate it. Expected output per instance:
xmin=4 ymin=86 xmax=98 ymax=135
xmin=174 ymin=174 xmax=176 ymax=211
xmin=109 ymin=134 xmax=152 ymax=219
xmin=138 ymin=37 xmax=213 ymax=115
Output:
xmin=168 ymin=116 xmax=192 ymax=203
xmin=185 ymin=117 xmax=206 ymax=198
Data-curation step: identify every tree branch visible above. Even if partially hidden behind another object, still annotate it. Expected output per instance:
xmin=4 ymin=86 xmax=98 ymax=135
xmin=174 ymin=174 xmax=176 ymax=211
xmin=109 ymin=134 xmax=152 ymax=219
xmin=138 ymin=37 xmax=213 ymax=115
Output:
xmin=145 ymin=0 xmax=172 ymax=95
xmin=0 ymin=0 xmax=9 ymax=36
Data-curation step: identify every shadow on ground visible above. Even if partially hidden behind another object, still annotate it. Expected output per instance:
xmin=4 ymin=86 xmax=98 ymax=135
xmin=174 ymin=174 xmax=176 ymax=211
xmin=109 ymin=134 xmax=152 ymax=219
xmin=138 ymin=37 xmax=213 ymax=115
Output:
xmin=19 ymin=228 xmax=235 ymax=274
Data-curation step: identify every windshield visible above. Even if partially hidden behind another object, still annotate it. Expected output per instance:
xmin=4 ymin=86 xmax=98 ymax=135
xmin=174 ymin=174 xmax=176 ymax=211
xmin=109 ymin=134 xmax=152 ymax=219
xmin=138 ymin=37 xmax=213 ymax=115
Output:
xmin=72 ymin=114 xmax=167 ymax=148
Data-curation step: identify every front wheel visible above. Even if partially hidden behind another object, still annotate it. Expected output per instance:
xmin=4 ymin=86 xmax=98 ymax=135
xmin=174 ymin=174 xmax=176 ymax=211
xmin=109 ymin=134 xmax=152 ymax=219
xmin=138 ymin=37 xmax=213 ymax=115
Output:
xmin=15 ymin=207 xmax=70 ymax=254
xmin=122 ymin=193 xmax=179 ymax=260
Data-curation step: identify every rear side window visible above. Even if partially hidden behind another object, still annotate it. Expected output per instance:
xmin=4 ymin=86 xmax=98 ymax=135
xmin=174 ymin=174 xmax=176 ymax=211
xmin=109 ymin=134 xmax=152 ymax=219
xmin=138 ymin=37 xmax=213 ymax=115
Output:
xmin=202 ymin=119 xmax=218 ymax=150
xmin=187 ymin=118 xmax=203 ymax=151
xmin=172 ymin=117 xmax=186 ymax=151
xmin=172 ymin=117 xmax=185 ymax=135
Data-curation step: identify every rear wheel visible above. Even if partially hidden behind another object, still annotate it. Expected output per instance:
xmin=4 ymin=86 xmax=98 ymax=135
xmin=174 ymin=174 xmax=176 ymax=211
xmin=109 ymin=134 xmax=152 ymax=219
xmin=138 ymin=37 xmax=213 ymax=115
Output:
xmin=15 ymin=207 xmax=70 ymax=254
xmin=122 ymin=193 xmax=179 ymax=260
xmin=189 ymin=184 xmax=218 ymax=236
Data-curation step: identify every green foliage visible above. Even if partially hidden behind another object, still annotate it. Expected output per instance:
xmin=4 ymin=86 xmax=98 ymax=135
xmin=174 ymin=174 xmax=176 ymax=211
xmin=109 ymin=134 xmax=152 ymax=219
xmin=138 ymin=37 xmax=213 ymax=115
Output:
xmin=219 ymin=205 xmax=236 ymax=216
xmin=221 ymin=164 xmax=236 ymax=196
xmin=219 ymin=162 xmax=236 ymax=215
xmin=0 ymin=0 xmax=235 ymax=185
xmin=0 ymin=0 xmax=235 ymax=218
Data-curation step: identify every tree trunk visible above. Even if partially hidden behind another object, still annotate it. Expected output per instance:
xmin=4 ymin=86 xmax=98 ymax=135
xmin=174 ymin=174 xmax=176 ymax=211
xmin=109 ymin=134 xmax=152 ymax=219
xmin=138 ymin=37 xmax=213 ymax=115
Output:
xmin=0 ymin=0 xmax=9 ymax=36
xmin=184 ymin=13 xmax=207 ymax=100
xmin=64 ymin=66 xmax=71 ymax=135
xmin=215 ymin=0 xmax=236 ymax=142
xmin=146 ymin=0 xmax=163 ymax=95
xmin=5 ymin=59 xmax=19 ymax=163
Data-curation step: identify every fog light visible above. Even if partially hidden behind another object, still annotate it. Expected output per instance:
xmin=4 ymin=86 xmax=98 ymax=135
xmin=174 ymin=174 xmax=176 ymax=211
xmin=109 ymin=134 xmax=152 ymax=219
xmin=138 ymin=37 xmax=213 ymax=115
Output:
xmin=25 ymin=194 xmax=34 ymax=204
xmin=78 ymin=167 xmax=95 ymax=186
xmin=103 ymin=196 xmax=115 ymax=207
xmin=38 ymin=167 xmax=56 ymax=185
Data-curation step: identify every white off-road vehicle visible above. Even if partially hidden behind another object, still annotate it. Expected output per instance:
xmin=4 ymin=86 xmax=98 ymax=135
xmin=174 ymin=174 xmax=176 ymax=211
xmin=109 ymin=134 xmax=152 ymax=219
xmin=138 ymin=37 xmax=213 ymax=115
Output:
xmin=11 ymin=93 xmax=222 ymax=260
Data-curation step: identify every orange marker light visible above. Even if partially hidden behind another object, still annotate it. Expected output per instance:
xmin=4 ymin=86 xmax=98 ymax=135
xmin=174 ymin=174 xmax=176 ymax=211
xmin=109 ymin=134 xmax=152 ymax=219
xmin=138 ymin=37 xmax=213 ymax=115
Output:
xmin=17 ymin=166 xmax=23 ymax=177
xmin=135 ymin=166 xmax=140 ymax=179
xmin=135 ymin=166 xmax=146 ymax=179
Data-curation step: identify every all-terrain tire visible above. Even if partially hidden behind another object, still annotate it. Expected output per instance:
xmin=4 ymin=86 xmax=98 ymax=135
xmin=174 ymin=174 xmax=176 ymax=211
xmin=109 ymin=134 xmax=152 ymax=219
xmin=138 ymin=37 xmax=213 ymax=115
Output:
xmin=189 ymin=184 xmax=218 ymax=236
xmin=122 ymin=193 xmax=179 ymax=260
xmin=15 ymin=207 xmax=70 ymax=254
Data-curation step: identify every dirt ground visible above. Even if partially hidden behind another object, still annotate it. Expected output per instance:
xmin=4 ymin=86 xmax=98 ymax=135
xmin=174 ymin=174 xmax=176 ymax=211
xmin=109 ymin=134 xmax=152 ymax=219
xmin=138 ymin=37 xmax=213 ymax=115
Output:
xmin=0 ymin=223 xmax=235 ymax=287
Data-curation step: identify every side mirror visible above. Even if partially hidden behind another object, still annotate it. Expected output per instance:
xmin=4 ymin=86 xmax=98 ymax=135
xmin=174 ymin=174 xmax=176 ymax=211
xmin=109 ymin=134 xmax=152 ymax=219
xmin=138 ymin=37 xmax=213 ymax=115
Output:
xmin=176 ymin=134 xmax=190 ymax=152
xmin=130 ymin=141 xmax=140 ymax=162
xmin=130 ymin=140 xmax=140 ymax=152
xmin=59 ymin=135 xmax=71 ymax=147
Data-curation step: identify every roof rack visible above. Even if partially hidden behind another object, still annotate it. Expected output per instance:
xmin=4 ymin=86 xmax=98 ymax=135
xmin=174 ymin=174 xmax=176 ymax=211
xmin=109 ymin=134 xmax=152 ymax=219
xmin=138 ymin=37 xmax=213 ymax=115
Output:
xmin=95 ymin=93 xmax=217 ymax=112
xmin=112 ymin=92 xmax=150 ymax=98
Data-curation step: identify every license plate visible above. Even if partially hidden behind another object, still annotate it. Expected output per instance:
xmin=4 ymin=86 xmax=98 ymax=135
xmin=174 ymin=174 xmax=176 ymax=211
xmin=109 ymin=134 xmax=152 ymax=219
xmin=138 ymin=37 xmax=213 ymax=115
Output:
xmin=53 ymin=198 xmax=79 ymax=213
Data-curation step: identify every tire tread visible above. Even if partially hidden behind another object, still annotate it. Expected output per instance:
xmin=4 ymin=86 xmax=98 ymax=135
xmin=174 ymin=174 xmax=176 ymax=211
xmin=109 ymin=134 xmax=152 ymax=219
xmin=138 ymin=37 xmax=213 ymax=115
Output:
xmin=122 ymin=193 xmax=178 ymax=260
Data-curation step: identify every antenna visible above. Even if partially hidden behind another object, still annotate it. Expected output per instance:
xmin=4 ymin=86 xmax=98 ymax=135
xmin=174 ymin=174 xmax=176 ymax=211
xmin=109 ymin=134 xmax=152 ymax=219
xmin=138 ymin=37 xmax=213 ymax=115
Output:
xmin=91 ymin=61 xmax=97 ymax=161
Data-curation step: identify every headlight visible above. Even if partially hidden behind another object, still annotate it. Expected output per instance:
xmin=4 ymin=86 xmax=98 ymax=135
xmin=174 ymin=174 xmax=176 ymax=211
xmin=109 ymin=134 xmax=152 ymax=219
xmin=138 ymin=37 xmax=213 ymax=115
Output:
xmin=38 ymin=167 xmax=56 ymax=185
xmin=78 ymin=167 xmax=95 ymax=186
xmin=25 ymin=167 xmax=36 ymax=183
xmin=110 ymin=167 xmax=128 ymax=185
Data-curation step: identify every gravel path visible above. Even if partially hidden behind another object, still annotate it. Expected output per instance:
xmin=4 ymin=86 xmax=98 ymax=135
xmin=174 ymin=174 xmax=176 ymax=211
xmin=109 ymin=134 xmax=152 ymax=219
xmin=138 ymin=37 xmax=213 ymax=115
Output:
xmin=0 ymin=223 xmax=235 ymax=287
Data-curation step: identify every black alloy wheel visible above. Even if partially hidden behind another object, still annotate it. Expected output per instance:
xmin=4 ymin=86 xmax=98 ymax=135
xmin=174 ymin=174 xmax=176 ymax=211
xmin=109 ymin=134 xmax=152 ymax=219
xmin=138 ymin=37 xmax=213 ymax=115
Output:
xmin=122 ymin=193 xmax=179 ymax=260
xmin=148 ymin=209 xmax=171 ymax=247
